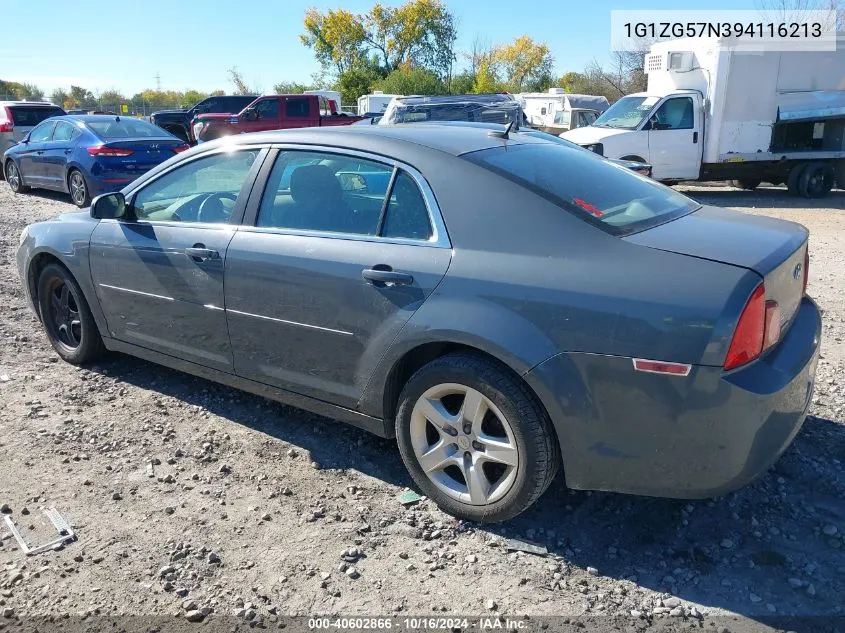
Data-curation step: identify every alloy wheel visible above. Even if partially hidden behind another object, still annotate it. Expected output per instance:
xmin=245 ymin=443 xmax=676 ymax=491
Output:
xmin=48 ymin=281 xmax=82 ymax=349
xmin=70 ymin=172 xmax=87 ymax=206
xmin=409 ymin=383 xmax=519 ymax=505
xmin=6 ymin=163 xmax=21 ymax=191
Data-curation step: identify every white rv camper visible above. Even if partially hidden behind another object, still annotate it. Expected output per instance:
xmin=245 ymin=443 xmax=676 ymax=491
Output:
xmin=520 ymin=89 xmax=609 ymax=132
xmin=357 ymin=91 xmax=400 ymax=116
xmin=303 ymin=90 xmax=343 ymax=112
xmin=564 ymin=35 xmax=845 ymax=196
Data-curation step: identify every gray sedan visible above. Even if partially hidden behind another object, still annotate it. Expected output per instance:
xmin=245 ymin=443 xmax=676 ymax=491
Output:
xmin=16 ymin=125 xmax=820 ymax=522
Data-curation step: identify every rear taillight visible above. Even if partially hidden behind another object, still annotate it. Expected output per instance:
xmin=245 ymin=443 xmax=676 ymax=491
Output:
xmin=87 ymin=145 xmax=134 ymax=157
xmin=0 ymin=107 xmax=12 ymax=133
xmin=172 ymin=144 xmax=190 ymax=153
xmin=802 ymin=248 xmax=809 ymax=295
xmin=724 ymin=283 xmax=781 ymax=371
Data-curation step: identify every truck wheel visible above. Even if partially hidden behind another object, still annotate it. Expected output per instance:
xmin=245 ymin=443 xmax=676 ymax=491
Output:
xmin=798 ymin=162 xmax=835 ymax=198
xmin=787 ymin=162 xmax=809 ymax=196
xmin=731 ymin=179 xmax=761 ymax=190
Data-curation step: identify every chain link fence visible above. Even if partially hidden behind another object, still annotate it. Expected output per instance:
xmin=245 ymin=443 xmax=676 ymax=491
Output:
xmin=0 ymin=94 xmax=186 ymax=118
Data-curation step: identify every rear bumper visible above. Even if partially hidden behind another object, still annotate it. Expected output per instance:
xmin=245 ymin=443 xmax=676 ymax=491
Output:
xmin=526 ymin=296 xmax=821 ymax=498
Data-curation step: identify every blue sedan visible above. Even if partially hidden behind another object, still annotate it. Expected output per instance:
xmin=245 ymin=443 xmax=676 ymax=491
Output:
xmin=3 ymin=115 xmax=188 ymax=207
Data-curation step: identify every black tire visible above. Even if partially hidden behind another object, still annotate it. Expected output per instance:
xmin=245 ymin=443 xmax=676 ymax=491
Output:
xmin=730 ymin=179 xmax=761 ymax=190
xmin=787 ymin=162 xmax=809 ymax=196
xmin=5 ymin=160 xmax=29 ymax=193
xmin=395 ymin=352 xmax=560 ymax=522
xmin=37 ymin=263 xmax=105 ymax=364
xmin=67 ymin=168 xmax=91 ymax=207
xmin=798 ymin=162 xmax=835 ymax=199
xmin=620 ymin=155 xmax=647 ymax=163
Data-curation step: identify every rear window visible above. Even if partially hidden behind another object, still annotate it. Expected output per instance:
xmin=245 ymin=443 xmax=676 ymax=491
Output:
xmin=463 ymin=142 xmax=698 ymax=235
xmin=87 ymin=118 xmax=169 ymax=139
xmin=9 ymin=106 xmax=65 ymax=126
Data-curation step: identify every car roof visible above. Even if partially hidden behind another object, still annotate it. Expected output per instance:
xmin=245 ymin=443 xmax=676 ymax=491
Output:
xmin=0 ymin=101 xmax=63 ymax=108
xmin=205 ymin=123 xmax=547 ymax=158
xmin=391 ymin=94 xmax=516 ymax=106
xmin=64 ymin=114 xmax=147 ymax=123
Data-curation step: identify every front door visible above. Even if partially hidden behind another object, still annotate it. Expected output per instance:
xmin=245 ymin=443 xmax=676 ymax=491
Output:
xmin=225 ymin=148 xmax=451 ymax=408
xmin=646 ymin=95 xmax=701 ymax=180
xmin=89 ymin=147 xmax=265 ymax=372
xmin=18 ymin=120 xmax=55 ymax=186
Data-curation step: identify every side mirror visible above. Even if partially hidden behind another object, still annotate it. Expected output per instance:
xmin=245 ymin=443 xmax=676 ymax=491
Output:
xmin=21 ymin=134 xmax=30 ymax=144
xmin=90 ymin=192 xmax=127 ymax=219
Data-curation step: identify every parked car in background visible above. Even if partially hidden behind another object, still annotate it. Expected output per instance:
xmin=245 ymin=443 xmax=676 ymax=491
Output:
xmin=4 ymin=115 xmax=188 ymax=207
xmin=66 ymin=109 xmax=88 ymax=115
xmin=192 ymin=94 xmax=362 ymax=142
xmin=379 ymin=94 xmax=525 ymax=126
xmin=519 ymin=89 xmax=608 ymax=134
xmin=1 ymin=101 xmax=66 ymax=161
xmin=17 ymin=125 xmax=819 ymax=521
xmin=149 ymin=95 xmax=258 ymax=144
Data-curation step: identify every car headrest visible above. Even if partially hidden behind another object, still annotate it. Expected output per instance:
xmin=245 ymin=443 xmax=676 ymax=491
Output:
xmin=289 ymin=164 xmax=341 ymax=204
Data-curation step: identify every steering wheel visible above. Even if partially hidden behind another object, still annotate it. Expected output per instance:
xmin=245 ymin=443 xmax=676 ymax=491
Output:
xmin=197 ymin=192 xmax=238 ymax=223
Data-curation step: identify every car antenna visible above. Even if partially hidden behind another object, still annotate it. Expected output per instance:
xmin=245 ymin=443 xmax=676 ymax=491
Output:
xmin=488 ymin=120 xmax=514 ymax=140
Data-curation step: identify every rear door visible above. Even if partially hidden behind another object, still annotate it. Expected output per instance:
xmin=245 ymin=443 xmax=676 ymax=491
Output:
xmin=17 ymin=120 xmax=56 ymax=185
xmin=42 ymin=120 xmax=80 ymax=190
xmin=283 ymin=96 xmax=318 ymax=127
xmin=89 ymin=147 xmax=267 ymax=371
xmin=224 ymin=147 xmax=451 ymax=408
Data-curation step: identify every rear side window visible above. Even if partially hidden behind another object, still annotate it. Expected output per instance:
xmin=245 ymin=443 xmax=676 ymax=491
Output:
xmin=87 ymin=118 xmax=168 ymax=139
xmin=52 ymin=121 xmax=78 ymax=142
xmin=285 ymin=98 xmax=310 ymax=118
xmin=381 ymin=172 xmax=432 ymax=240
xmin=10 ymin=106 xmax=64 ymax=126
xmin=463 ymin=142 xmax=698 ymax=235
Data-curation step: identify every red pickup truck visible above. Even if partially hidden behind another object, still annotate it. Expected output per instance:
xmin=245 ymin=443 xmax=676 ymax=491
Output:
xmin=192 ymin=94 xmax=361 ymax=142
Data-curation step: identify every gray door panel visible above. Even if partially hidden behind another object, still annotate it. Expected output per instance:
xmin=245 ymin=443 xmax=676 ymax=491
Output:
xmin=89 ymin=221 xmax=235 ymax=371
xmin=224 ymin=231 xmax=451 ymax=407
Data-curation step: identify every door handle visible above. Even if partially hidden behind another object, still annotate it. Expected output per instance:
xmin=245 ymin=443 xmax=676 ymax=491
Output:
xmin=64 ymin=149 xmax=72 ymax=154
xmin=362 ymin=267 xmax=413 ymax=286
xmin=693 ymin=131 xmax=698 ymax=143
xmin=36 ymin=150 xmax=45 ymax=155
xmin=185 ymin=245 xmax=220 ymax=262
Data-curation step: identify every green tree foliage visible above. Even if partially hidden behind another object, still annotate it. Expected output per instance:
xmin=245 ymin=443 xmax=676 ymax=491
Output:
xmin=228 ymin=67 xmax=260 ymax=96
xmin=300 ymin=8 xmax=367 ymax=74
xmin=375 ymin=67 xmax=446 ymax=96
xmin=492 ymin=36 xmax=553 ymax=93
xmin=449 ymin=71 xmax=475 ymax=95
xmin=273 ymin=81 xmax=312 ymax=94
xmin=0 ymin=79 xmax=45 ymax=101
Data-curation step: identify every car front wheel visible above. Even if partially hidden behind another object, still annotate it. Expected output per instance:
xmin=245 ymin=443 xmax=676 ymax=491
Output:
xmin=395 ymin=352 xmax=560 ymax=522
xmin=5 ymin=161 xmax=29 ymax=193
xmin=37 ymin=263 xmax=105 ymax=364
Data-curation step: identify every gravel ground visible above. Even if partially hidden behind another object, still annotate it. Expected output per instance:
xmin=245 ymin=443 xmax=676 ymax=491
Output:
xmin=0 ymin=184 xmax=843 ymax=632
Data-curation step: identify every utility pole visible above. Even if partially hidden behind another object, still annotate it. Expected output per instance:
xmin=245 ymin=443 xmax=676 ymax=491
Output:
xmin=155 ymin=72 xmax=161 ymax=91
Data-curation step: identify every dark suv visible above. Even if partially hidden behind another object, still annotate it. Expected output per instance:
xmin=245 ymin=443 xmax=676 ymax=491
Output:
xmin=149 ymin=95 xmax=258 ymax=143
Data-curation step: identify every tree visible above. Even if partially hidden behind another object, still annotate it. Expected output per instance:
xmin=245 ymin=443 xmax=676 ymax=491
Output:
xmin=182 ymin=90 xmax=208 ymax=106
xmin=98 ymin=89 xmax=126 ymax=109
xmin=300 ymin=8 xmax=367 ymax=74
xmin=494 ymin=36 xmax=553 ymax=93
xmin=375 ymin=66 xmax=446 ymax=96
xmin=273 ymin=81 xmax=312 ymax=94
xmin=50 ymin=88 xmax=69 ymax=107
xmin=228 ymin=67 xmax=260 ymax=95
xmin=471 ymin=61 xmax=501 ymax=94
xmin=335 ymin=64 xmax=384 ymax=106
xmin=449 ymin=71 xmax=475 ymax=94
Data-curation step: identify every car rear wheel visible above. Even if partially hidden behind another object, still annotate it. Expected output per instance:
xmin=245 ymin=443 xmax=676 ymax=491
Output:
xmin=37 ymin=263 xmax=105 ymax=364
xmin=5 ymin=161 xmax=29 ymax=193
xmin=731 ymin=179 xmax=761 ymax=190
xmin=787 ymin=162 xmax=809 ymax=196
xmin=68 ymin=169 xmax=91 ymax=207
xmin=395 ymin=352 xmax=560 ymax=522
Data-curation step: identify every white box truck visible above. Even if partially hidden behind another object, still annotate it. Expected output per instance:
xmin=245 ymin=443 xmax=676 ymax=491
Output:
xmin=563 ymin=35 xmax=845 ymax=197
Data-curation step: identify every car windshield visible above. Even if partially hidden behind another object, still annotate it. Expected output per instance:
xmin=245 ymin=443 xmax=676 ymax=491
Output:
xmin=380 ymin=99 xmax=522 ymax=125
xmin=463 ymin=142 xmax=698 ymax=235
xmin=9 ymin=106 xmax=64 ymax=126
xmin=592 ymin=96 xmax=660 ymax=130
xmin=87 ymin=118 xmax=170 ymax=139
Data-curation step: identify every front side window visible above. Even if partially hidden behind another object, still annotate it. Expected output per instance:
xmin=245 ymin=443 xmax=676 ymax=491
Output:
xmin=651 ymin=97 xmax=694 ymax=130
xmin=52 ymin=121 xmax=78 ymax=142
xmin=29 ymin=121 xmax=55 ymax=142
xmin=256 ymin=151 xmax=433 ymax=241
xmin=578 ymin=111 xmax=598 ymax=126
xmin=132 ymin=150 xmax=260 ymax=223
xmin=285 ymin=98 xmax=310 ymax=118
xmin=464 ymin=142 xmax=698 ymax=235
xmin=255 ymin=99 xmax=279 ymax=119
xmin=554 ymin=110 xmax=571 ymax=126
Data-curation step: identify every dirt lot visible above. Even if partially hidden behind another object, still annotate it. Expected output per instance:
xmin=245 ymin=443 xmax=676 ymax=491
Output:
xmin=0 ymin=184 xmax=843 ymax=632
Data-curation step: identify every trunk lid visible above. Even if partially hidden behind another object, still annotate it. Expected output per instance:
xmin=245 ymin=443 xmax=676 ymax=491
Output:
xmin=93 ymin=138 xmax=185 ymax=173
xmin=625 ymin=204 xmax=808 ymax=333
